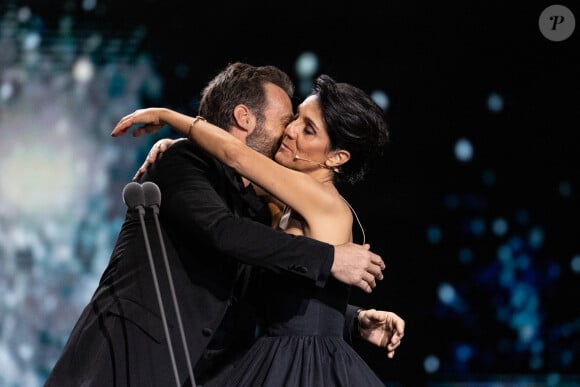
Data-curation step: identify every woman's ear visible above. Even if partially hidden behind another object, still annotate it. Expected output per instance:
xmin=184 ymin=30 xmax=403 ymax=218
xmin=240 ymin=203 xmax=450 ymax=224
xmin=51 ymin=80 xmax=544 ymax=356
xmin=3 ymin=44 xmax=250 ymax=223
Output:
xmin=233 ymin=104 xmax=255 ymax=132
xmin=326 ymin=149 xmax=350 ymax=172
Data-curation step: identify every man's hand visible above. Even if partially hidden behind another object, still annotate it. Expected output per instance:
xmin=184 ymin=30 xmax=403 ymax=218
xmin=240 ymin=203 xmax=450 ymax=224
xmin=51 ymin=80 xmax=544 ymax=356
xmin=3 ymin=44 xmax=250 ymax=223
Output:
xmin=132 ymin=138 xmax=185 ymax=181
xmin=358 ymin=309 xmax=405 ymax=358
xmin=331 ymin=243 xmax=384 ymax=293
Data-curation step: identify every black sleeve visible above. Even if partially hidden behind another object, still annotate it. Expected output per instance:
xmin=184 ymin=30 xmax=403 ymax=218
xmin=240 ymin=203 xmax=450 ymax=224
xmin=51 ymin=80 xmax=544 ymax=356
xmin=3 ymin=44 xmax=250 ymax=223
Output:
xmin=145 ymin=141 xmax=334 ymax=287
xmin=343 ymin=304 xmax=362 ymax=345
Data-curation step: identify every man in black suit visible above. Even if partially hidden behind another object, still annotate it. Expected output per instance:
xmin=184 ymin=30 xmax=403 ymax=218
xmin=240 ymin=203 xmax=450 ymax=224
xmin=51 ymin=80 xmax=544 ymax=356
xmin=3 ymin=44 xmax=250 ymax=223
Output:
xmin=45 ymin=62 xmax=401 ymax=387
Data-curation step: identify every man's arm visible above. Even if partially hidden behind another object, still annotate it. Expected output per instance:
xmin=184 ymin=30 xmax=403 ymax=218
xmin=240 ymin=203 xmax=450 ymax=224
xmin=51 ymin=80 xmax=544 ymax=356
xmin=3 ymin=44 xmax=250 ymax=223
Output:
xmin=146 ymin=141 xmax=383 ymax=291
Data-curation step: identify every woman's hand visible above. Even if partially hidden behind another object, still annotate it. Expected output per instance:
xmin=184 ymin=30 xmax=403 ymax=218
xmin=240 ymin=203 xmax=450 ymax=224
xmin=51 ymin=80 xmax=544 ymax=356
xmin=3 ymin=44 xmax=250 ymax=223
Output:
xmin=111 ymin=108 xmax=167 ymax=138
xmin=358 ymin=309 xmax=405 ymax=359
xmin=132 ymin=137 xmax=186 ymax=181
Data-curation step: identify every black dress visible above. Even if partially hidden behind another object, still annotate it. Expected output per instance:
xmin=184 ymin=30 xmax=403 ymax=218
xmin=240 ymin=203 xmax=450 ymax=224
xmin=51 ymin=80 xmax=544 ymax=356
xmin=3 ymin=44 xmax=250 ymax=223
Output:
xmin=204 ymin=208 xmax=384 ymax=387
xmin=203 ymin=272 xmax=384 ymax=387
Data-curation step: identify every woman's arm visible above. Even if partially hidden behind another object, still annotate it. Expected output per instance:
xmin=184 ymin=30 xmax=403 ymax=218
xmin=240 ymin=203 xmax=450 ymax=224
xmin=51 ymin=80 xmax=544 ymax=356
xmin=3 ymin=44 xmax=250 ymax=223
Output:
xmin=112 ymin=108 xmax=341 ymax=226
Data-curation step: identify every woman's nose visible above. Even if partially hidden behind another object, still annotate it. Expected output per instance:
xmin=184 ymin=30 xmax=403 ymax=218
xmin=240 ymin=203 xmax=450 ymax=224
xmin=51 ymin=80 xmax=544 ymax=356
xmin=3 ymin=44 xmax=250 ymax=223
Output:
xmin=284 ymin=122 xmax=297 ymax=138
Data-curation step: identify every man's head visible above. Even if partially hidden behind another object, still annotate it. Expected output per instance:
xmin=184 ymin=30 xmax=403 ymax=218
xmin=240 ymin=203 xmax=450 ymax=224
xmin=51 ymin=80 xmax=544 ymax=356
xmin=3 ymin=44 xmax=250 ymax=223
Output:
xmin=199 ymin=62 xmax=295 ymax=157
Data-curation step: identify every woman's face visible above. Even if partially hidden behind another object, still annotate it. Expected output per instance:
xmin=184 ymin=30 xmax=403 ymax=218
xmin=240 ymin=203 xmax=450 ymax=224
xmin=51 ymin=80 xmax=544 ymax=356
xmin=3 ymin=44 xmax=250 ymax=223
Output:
xmin=274 ymin=95 xmax=332 ymax=172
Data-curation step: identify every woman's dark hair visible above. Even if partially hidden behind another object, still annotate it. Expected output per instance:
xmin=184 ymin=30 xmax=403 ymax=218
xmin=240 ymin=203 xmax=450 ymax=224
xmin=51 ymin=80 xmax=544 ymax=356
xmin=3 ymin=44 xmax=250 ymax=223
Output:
xmin=313 ymin=74 xmax=389 ymax=184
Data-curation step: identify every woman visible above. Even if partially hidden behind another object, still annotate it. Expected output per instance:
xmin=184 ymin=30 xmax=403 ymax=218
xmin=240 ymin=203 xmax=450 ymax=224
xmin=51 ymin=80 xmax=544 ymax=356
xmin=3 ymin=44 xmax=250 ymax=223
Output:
xmin=112 ymin=74 xmax=391 ymax=386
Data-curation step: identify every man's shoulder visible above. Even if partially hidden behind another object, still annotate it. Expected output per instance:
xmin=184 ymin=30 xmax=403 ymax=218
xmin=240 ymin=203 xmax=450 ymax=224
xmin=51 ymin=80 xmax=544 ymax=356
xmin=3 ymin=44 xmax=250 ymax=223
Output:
xmin=167 ymin=138 xmax=194 ymax=153
xmin=140 ymin=139 xmax=219 ymax=181
xmin=163 ymin=139 xmax=215 ymax=164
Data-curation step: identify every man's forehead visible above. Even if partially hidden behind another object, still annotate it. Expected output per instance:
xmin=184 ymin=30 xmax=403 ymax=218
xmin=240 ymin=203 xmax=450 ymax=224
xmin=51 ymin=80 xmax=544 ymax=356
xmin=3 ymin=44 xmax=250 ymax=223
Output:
xmin=263 ymin=85 xmax=294 ymax=122
xmin=265 ymin=107 xmax=293 ymax=127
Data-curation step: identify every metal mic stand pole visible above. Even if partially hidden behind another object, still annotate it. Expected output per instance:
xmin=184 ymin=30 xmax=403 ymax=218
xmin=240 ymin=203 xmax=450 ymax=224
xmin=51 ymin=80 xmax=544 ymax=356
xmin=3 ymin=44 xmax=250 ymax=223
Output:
xmin=143 ymin=181 xmax=196 ymax=387
xmin=123 ymin=182 xmax=181 ymax=387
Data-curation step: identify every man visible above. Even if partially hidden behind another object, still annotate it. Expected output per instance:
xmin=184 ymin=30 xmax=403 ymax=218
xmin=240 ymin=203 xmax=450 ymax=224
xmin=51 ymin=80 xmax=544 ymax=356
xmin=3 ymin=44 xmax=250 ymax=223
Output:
xmin=45 ymin=62 xmax=403 ymax=387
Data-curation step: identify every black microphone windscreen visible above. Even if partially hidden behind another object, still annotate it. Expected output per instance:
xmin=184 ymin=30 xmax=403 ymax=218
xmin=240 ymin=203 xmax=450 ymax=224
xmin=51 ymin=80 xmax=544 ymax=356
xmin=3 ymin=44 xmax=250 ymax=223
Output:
xmin=122 ymin=181 xmax=145 ymax=209
xmin=142 ymin=181 xmax=161 ymax=208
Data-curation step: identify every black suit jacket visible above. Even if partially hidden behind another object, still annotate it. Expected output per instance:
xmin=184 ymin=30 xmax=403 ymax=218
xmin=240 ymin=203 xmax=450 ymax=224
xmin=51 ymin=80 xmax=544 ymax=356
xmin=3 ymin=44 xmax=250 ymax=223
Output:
xmin=45 ymin=140 xmax=343 ymax=387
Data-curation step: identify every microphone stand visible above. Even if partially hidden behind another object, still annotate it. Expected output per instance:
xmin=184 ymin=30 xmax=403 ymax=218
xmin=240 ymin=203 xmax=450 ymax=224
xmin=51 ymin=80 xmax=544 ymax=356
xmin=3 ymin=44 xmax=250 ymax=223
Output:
xmin=123 ymin=182 xmax=181 ymax=387
xmin=143 ymin=181 xmax=196 ymax=387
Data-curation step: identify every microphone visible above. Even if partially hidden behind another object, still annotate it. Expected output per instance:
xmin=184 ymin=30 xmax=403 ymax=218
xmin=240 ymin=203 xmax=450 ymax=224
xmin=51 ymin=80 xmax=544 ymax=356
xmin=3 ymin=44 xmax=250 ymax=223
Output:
xmin=123 ymin=181 xmax=146 ymax=215
xmin=142 ymin=182 xmax=196 ymax=387
xmin=293 ymin=153 xmax=338 ymax=171
xmin=122 ymin=182 xmax=181 ymax=387
xmin=142 ymin=181 xmax=162 ymax=214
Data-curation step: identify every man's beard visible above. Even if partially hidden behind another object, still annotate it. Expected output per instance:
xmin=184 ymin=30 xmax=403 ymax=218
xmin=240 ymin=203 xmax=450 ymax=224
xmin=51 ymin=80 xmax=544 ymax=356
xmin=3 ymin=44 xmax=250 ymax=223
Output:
xmin=246 ymin=122 xmax=280 ymax=159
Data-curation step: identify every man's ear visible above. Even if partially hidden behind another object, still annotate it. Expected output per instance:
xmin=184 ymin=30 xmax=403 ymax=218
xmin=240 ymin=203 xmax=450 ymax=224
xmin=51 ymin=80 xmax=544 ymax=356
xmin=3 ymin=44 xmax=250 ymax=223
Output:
xmin=326 ymin=149 xmax=350 ymax=172
xmin=233 ymin=104 xmax=256 ymax=133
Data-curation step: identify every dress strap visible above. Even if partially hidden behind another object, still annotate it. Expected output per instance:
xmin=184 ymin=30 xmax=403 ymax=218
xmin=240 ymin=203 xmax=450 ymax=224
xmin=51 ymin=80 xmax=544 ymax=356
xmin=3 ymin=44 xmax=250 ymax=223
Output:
xmin=341 ymin=197 xmax=366 ymax=245
xmin=278 ymin=205 xmax=292 ymax=231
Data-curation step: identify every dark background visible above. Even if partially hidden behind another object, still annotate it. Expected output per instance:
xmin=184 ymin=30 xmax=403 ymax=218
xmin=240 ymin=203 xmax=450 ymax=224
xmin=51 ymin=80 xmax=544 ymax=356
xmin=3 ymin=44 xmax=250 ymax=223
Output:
xmin=1 ymin=1 xmax=579 ymax=386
